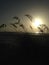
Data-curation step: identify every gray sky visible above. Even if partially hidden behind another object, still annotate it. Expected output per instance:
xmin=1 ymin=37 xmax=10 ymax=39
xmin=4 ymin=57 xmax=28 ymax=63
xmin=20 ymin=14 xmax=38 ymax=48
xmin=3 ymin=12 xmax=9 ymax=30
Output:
xmin=0 ymin=0 xmax=49 ymax=26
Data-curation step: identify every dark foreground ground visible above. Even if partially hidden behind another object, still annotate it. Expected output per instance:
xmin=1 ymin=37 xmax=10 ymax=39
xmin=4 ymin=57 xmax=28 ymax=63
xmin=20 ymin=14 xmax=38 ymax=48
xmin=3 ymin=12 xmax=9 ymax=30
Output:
xmin=0 ymin=32 xmax=49 ymax=64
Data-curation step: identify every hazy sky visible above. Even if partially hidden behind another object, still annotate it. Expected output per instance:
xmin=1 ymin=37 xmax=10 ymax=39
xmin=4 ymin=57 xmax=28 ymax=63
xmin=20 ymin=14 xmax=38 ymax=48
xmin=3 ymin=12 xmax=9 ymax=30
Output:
xmin=0 ymin=0 xmax=49 ymax=25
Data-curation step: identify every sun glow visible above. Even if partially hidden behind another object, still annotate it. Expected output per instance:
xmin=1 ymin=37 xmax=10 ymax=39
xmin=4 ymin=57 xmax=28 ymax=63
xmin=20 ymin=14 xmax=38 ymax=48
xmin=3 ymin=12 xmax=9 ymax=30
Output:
xmin=33 ymin=18 xmax=43 ymax=27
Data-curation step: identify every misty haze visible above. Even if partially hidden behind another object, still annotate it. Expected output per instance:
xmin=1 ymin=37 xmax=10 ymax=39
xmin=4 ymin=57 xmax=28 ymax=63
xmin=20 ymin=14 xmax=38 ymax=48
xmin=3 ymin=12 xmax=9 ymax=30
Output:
xmin=0 ymin=0 xmax=49 ymax=64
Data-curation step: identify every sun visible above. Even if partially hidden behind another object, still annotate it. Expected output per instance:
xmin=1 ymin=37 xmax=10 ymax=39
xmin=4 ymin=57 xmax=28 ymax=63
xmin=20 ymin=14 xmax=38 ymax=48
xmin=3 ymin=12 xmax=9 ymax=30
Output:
xmin=33 ymin=18 xmax=43 ymax=27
